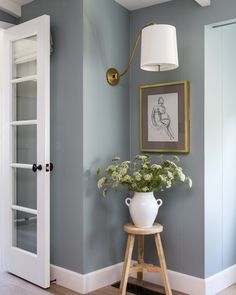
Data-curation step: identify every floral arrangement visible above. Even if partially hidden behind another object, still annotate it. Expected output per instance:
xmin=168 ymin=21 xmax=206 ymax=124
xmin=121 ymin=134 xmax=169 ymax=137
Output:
xmin=97 ymin=155 xmax=192 ymax=197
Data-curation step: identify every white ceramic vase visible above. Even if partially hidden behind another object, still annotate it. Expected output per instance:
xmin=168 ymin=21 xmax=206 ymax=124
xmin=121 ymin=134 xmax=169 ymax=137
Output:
xmin=125 ymin=192 xmax=163 ymax=228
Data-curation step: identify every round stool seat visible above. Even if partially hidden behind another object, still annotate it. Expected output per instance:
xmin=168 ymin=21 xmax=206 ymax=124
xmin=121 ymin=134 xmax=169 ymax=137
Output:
xmin=124 ymin=223 xmax=163 ymax=235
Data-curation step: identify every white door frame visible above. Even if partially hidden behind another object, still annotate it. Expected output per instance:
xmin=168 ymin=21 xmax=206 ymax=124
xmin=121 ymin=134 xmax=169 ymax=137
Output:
xmin=0 ymin=15 xmax=51 ymax=288
xmin=0 ymin=21 xmax=15 ymax=269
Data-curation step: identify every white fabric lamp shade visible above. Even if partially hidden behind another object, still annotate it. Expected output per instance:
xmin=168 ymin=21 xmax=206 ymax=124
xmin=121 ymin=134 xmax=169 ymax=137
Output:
xmin=141 ymin=24 xmax=179 ymax=71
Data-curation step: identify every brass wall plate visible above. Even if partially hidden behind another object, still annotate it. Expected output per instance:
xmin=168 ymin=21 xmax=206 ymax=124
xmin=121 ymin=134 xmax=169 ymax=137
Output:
xmin=106 ymin=68 xmax=120 ymax=86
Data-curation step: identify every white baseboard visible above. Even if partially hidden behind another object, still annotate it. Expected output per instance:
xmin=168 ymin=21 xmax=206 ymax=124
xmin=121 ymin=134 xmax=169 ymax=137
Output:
xmin=51 ymin=263 xmax=236 ymax=295
xmin=205 ymin=265 xmax=236 ymax=295
xmin=84 ymin=262 xmax=124 ymax=293
xmin=135 ymin=270 xmax=205 ymax=295
xmin=50 ymin=262 xmax=124 ymax=294
xmin=51 ymin=265 xmax=85 ymax=294
xmin=134 ymin=264 xmax=236 ymax=295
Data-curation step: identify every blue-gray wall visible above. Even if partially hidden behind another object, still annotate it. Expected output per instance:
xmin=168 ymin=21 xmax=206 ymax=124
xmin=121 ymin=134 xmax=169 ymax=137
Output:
xmin=18 ymin=0 xmax=236 ymax=279
xmin=20 ymin=0 xmax=130 ymax=274
xmin=130 ymin=0 xmax=236 ymax=279
xmin=21 ymin=0 xmax=84 ymax=273
xmin=0 ymin=9 xmax=17 ymax=24
xmin=83 ymin=0 xmax=130 ymax=273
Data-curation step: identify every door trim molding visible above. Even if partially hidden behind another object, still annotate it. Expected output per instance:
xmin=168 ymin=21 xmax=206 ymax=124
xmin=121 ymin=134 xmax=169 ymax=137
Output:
xmin=0 ymin=28 xmax=5 ymax=271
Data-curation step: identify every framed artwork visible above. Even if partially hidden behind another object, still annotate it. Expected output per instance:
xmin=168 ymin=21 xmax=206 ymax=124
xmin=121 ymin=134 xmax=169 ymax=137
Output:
xmin=140 ymin=81 xmax=190 ymax=153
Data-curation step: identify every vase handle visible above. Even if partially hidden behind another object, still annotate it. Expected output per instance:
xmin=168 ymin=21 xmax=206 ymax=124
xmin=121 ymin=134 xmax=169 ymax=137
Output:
xmin=156 ymin=199 xmax=163 ymax=208
xmin=125 ymin=198 xmax=132 ymax=207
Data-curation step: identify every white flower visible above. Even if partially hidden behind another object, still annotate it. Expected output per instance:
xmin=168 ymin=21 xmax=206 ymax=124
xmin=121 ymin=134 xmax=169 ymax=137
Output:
xmin=106 ymin=165 xmax=116 ymax=172
xmin=111 ymin=171 xmax=118 ymax=178
xmin=123 ymin=175 xmax=132 ymax=182
xmin=142 ymin=164 xmax=149 ymax=169
xmin=166 ymin=160 xmax=177 ymax=168
xmin=189 ymin=178 xmax=192 ymax=188
xmin=97 ymin=177 xmax=107 ymax=189
xmin=159 ymin=175 xmax=166 ymax=182
xmin=112 ymin=156 xmax=120 ymax=162
xmin=111 ymin=171 xmax=122 ymax=181
xmin=186 ymin=177 xmax=192 ymax=188
xmin=166 ymin=181 xmax=172 ymax=189
xmin=142 ymin=187 xmax=149 ymax=192
xmin=135 ymin=155 xmax=148 ymax=161
xmin=151 ymin=164 xmax=161 ymax=170
xmin=167 ymin=171 xmax=174 ymax=180
xmin=119 ymin=167 xmax=128 ymax=175
xmin=135 ymin=173 xmax=142 ymax=181
xmin=97 ymin=155 xmax=191 ymax=196
xmin=122 ymin=161 xmax=131 ymax=165
xmin=172 ymin=155 xmax=180 ymax=162
xmin=177 ymin=167 xmax=183 ymax=172
xmin=179 ymin=172 xmax=186 ymax=182
xmin=102 ymin=188 xmax=108 ymax=197
xmin=144 ymin=174 xmax=152 ymax=181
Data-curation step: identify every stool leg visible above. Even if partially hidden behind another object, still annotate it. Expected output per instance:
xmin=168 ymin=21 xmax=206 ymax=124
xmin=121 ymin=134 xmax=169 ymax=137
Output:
xmin=120 ymin=234 xmax=135 ymax=295
xmin=137 ymin=235 xmax=144 ymax=283
xmin=154 ymin=234 xmax=172 ymax=295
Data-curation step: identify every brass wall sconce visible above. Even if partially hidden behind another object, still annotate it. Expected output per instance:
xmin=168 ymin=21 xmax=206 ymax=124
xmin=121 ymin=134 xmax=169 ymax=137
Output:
xmin=106 ymin=22 xmax=179 ymax=86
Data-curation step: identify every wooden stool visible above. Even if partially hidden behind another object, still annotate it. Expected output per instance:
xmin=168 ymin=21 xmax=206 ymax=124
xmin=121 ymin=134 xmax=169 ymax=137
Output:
xmin=119 ymin=223 xmax=172 ymax=295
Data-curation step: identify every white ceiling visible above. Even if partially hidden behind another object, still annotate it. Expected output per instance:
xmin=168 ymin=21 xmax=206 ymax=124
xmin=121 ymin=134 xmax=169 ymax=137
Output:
xmin=0 ymin=0 xmax=211 ymax=19
xmin=115 ymin=0 xmax=173 ymax=11
xmin=115 ymin=0 xmax=210 ymax=10
xmin=11 ymin=0 xmax=34 ymax=5
xmin=0 ymin=0 xmax=35 ymax=18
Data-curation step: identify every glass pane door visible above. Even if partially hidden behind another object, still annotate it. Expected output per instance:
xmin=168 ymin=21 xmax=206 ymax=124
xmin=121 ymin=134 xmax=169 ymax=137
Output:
xmin=12 ymin=36 xmax=37 ymax=79
xmin=2 ymin=15 xmax=50 ymax=288
xmin=11 ymin=34 xmax=38 ymax=255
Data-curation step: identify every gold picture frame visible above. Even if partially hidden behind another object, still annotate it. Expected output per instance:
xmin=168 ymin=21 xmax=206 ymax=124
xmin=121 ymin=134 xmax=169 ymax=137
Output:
xmin=140 ymin=81 xmax=190 ymax=153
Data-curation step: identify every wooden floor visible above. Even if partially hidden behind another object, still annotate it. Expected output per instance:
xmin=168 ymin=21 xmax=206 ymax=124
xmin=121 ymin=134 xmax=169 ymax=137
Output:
xmin=0 ymin=269 xmax=235 ymax=295
xmin=217 ymin=284 xmax=236 ymax=295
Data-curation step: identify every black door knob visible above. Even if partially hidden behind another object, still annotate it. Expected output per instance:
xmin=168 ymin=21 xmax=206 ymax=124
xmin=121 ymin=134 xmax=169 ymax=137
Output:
xmin=46 ymin=163 xmax=54 ymax=172
xmin=32 ymin=164 xmax=42 ymax=172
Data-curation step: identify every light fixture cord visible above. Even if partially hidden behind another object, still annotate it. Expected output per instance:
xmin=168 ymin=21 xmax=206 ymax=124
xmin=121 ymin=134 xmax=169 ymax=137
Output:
xmin=120 ymin=22 xmax=156 ymax=77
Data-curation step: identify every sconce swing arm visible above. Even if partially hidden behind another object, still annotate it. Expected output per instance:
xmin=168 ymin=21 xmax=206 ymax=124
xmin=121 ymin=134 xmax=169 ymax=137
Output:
xmin=106 ymin=22 xmax=156 ymax=86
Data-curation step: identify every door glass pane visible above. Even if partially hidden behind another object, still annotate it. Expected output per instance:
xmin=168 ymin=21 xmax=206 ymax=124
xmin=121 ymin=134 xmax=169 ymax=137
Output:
xmin=13 ymin=210 xmax=37 ymax=254
xmin=13 ymin=125 xmax=37 ymax=164
xmin=13 ymin=168 xmax=37 ymax=210
xmin=13 ymin=81 xmax=37 ymax=121
xmin=12 ymin=36 xmax=37 ymax=79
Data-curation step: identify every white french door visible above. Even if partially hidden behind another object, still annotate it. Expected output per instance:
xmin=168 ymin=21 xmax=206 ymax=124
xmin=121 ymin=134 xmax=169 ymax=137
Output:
xmin=1 ymin=15 xmax=50 ymax=288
